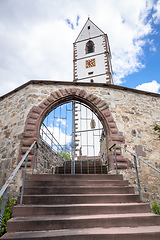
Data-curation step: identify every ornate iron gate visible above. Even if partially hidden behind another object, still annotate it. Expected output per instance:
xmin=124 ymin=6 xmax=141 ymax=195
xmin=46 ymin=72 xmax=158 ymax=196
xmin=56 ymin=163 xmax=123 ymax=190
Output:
xmin=37 ymin=100 xmax=108 ymax=174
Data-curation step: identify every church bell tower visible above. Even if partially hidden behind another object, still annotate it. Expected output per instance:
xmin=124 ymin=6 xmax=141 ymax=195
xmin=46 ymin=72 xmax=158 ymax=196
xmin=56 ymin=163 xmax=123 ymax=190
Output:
xmin=73 ymin=18 xmax=113 ymax=84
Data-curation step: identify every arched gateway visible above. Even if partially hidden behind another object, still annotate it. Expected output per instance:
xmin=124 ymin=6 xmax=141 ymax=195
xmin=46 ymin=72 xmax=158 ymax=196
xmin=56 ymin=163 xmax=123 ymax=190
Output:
xmin=19 ymin=88 xmax=128 ymax=172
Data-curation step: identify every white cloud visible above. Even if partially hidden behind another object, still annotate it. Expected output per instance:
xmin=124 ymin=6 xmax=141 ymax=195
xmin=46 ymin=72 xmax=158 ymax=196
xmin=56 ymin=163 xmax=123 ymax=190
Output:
xmin=0 ymin=0 xmax=159 ymax=95
xmin=153 ymin=1 xmax=160 ymax=24
xmin=104 ymin=0 xmax=154 ymax=84
xmin=41 ymin=124 xmax=72 ymax=147
xmin=136 ymin=80 xmax=160 ymax=93
xmin=148 ymin=39 xmax=156 ymax=52
xmin=57 ymin=117 xmax=67 ymax=126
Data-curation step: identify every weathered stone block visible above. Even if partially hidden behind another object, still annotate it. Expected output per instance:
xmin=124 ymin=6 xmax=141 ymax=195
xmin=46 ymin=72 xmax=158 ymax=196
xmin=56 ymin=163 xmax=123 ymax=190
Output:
xmin=111 ymin=135 xmax=124 ymax=142
xmin=131 ymin=129 xmax=136 ymax=137
xmin=107 ymin=116 xmax=114 ymax=122
xmin=102 ymin=109 xmax=111 ymax=117
xmin=25 ymin=124 xmax=36 ymax=131
xmin=97 ymin=100 xmax=107 ymax=109
xmin=71 ymin=88 xmax=78 ymax=94
xmin=122 ymin=116 xmax=129 ymax=122
xmin=22 ymin=139 xmax=35 ymax=146
xmin=55 ymin=90 xmax=63 ymax=98
xmin=111 ymin=128 xmax=118 ymax=134
xmin=109 ymin=123 xmax=116 ymax=128
xmin=88 ymin=94 xmax=97 ymax=102
xmin=39 ymin=103 xmax=46 ymax=109
xmin=59 ymin=89 xmax=68 ymax=96
xmin=26 ymin=119 xmax=37 ymax=125
xmin=65 ymin=88 xmax=72 ymax=95
xmin=78 ymin=89 xmax=86 ymax=98
xmin=135 ymin=145 xmax=146 ymax=157
xmin=85 ymin=93 xmax=93 ymax=101
xmin=43 ymin=99 xmax=50 ymax=106
xmin=28 ymin=112 xmax=39 ymax=119
xmin=93 ymin=97 xmax=101 ymax=105
xmin=41 ymin=90 xmax=49 ymax=94
xmin=32 ymin=106 xmax=42 ymax=114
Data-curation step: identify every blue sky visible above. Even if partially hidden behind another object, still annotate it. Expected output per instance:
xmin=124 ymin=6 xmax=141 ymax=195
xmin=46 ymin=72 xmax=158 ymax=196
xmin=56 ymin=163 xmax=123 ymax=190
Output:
xmin=43 ymin=102 xmax=73 ymax=150
xmin=0 ymin=0 xmax=160 ymax=95
xmin=43 ymin=102 xmax=73 ymax=136
xmin=124 ymin=22 xmax=160 ymax=90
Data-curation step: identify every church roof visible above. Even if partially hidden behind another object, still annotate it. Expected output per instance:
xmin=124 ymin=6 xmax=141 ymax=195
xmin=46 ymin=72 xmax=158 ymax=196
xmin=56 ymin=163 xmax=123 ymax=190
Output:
xmin=75 ymin=18 xmax=105 ymax=42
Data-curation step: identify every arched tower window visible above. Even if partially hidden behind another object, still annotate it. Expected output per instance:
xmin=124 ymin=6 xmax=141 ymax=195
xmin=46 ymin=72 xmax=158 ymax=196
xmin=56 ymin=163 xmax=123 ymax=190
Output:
xmin=86 ymin=40 xmax=95 ymax=54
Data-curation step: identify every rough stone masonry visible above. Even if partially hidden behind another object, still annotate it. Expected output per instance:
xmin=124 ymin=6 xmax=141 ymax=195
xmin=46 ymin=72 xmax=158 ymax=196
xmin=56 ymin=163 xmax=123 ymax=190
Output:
xmin=0 ymin=80 xmax=160 ymax=204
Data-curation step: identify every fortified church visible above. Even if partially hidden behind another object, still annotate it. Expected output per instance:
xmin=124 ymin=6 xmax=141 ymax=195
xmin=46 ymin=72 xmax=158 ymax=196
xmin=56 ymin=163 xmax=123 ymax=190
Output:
xmin=0 ymin=18 xmax=160 ymax=239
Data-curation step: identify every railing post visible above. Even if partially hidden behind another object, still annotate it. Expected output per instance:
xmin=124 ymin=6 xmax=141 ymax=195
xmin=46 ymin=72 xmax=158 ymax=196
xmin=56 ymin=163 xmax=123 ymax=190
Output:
xmin=107 ymin=155 xmax=109 ymax=172
xmin=0 ymin=188 xmax=8 ymax=236
xmin=81 ymin=158 xmax=82 ymax=174
xmin=103 ymin=153 xmax=106 ymax=168
xmin=56 ymin=151 xmax=58 ymax=175
xmin=114 ymin=145 xmax=118 ymax=174
xmin=100 ymin=156 xmax=103 ymax=174
xmin=87 ymin=160 xmax=89 ymax=174
xmin=94 ymin=159 xmax=96 ymax=174
xmin=43 ymin=148 xmax=45 ymax=174
xmin=104 ymin=153 xmax=109 ymax=173
xmin=32 ymin=143 xmax=37 ymax=174
xmin=105 ymin=136 xmax=109 ymax=172
xmin=64 ymin=158 xmax=66 ymax=174
xmin=20 ymin=155 xmax=28 ymax=204
xmin=133 ymin=155 xmax=143 ymax=202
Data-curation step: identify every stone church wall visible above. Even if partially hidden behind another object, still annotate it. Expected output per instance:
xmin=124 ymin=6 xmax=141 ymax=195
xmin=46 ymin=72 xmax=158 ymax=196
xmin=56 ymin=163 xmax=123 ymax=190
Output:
xmin=36 ymin=136 xmax=64 ymax=174
xmin=0 ymin=81 xmax=160 ymax=204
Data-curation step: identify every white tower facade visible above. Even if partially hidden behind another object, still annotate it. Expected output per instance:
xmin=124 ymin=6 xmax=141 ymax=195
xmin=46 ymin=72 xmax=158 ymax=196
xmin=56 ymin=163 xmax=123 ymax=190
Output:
xmin=73 ymin=18 xmax=113 ymax=84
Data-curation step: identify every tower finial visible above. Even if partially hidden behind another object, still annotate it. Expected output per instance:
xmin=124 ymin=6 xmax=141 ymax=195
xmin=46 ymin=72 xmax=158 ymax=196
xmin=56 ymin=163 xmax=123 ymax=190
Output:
xmin=88 ymin=16 xmax=90 ymax=20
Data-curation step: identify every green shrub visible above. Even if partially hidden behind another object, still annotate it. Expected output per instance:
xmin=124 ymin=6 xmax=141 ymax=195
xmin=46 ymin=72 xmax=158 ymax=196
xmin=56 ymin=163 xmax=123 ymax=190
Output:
xmin=152 ymin=200 xmax=160 ymax=215
xmin=0 ymin=196 xmax=16 ymax=236
xmin=153 ymin=124 xmax=160 ymax=139
xmin=60 ymin=151 xmax=71 ymax=161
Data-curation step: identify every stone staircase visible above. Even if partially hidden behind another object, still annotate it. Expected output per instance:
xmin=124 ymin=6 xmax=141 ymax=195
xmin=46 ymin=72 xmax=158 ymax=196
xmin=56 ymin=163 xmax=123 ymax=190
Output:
xmin=2 ymin=162 xmax=160 ymax=239
xmin=56 ymin=159 xmax=107 ymax=174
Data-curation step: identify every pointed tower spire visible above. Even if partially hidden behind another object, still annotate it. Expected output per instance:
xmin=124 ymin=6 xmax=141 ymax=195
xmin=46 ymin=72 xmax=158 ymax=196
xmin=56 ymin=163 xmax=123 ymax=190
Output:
xmin=73 ymin=18 xmax=113 ymax=84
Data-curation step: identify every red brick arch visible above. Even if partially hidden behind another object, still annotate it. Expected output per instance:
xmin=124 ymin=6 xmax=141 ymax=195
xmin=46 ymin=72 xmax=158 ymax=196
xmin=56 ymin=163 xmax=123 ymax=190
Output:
xmin=19 ymin=88 xmax=127 ymax=170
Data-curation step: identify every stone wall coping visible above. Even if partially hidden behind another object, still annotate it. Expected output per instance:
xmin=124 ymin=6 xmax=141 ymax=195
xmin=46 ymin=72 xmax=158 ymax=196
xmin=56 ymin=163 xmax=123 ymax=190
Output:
xmin=0 ymin=80 xmax=160 ymax=100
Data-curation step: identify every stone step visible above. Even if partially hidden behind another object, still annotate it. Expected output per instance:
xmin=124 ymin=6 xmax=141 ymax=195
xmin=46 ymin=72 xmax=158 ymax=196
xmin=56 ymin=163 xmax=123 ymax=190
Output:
xmin=13 ymin=203 xmax=151 ymax=217
xmin=3 ymin=173 xmax=159 ymax=240
xmin=7 ymin=213 xmax=160 ymax=232
xmin=64 ymin=160 xmax=103 ymax=165
xmin=23 ymin=186 xmax=135 ymax=195
xmin=62 ymin=164 xmax=104 ymax=168
xmin=56 ymin=168 xmax=107 ymax=174
xmin=2 ymin=226 xmax=160 ymax=239
xmin=28 ymin=174 xmax=123 ymax=181
xmin=114 ymin=162 xmax=128 ymax=169
xmin=25 ymin=179 xmax=129 ymax=187
xmin=62 ymin=162 xmax=104 ymax=166
xmin=56 ymin=166 xmax=107 ymax=174
xmin=19 ymin=193 xmax=140 ymax=205
xmin=60 ymin=164 xmax=105 ymax=168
